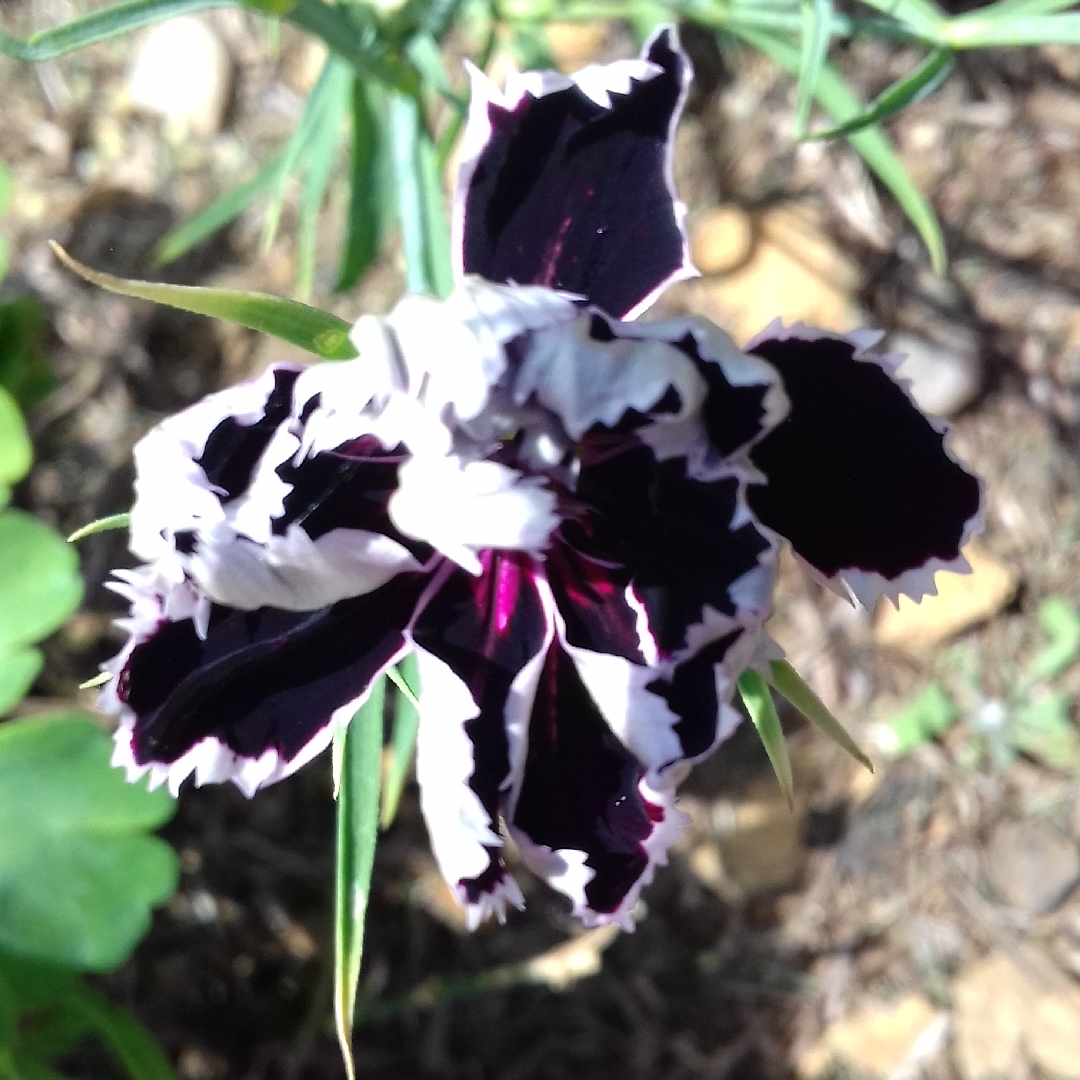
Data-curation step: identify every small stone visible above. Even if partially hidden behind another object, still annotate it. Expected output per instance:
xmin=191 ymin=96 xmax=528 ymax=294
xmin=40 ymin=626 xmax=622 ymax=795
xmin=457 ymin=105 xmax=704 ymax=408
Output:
xmin=690 ymin=205 xmax=753 ymax=275
xmin=953 ymin=953 xmax=1027 ymax=1080
xmin=985 ymin=819 xmax=1080 ymax=916
xmin=692 ymin=204 xmax=860 ymax=343
xmin=127 ymin=17 xmax=232 ymax=136
xmin=797 ymin=994 xmax=942 ymax=1079
xmin=954 ymin=950 xmax=1080 ymax=1080
xmin=891 ymin=331 xmax=982 ymax=418
xmin=873 ymin=542 xmax=1018 ymax=653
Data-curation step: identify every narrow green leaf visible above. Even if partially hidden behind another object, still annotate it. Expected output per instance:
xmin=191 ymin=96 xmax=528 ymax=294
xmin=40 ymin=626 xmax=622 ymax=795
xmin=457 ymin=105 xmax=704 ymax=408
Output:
xmin=381 ymin=655 xmax=421 ymax=829
xmin=336 ymin=79 xmax=383 ymax=292
xmin=8 ymin=1051 xmax=70 ymax=1080
xmin=286 ymin=0 xmax=419 ymax=96
xmin=975 ymin=0 xmax=1079 ymax=14
xmin=262 ymin=55 xmax=340 ymax=253
xmin=738 ymin=670 xmax=794 ymax=806
xmin=941 ymin=12 xmax=1080 ymax=46
xmin=807 ymin=47 xmax=954 ymax=141
xmin=733 ymin=26 xmax=947 ymax=273
xmin=795 ymin=0 xmax=834 ymax=136
xmin=67 ymin=513 xmax=131 ymax=544
xmin=389 ymin=92 xmax=434 ymax=296
xmin=334 ymin=685 xmax=384 ymax=1080
xmin=50 ymin=243 xmax=357 ymax=360
xmin=769 ymin=659 xmax=874 ymax=771
xmin=241 ymin=0 xmax=294 ymax=15
xmin=154 ymin=154 xmax=286 ymax=268
xmin=0 ymin=0 xmax=233 ymax=62
xmin=296 ymin=68 xmax=350 ymax=299
xmin=417 ymin=130 xmax=453 ymax=299
xmin=59 ymin=984 xmax=177 ymax=1080
xmin=852 ymin=0 xmax=944 ymax=37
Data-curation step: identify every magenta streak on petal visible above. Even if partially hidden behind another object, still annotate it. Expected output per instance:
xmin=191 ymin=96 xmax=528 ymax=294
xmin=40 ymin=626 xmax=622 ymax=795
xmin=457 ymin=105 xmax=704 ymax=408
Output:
xmin=537 ymin=215 xmax=574 ymax=288
xmin=644 ymin=799 xmax=664 ymax=823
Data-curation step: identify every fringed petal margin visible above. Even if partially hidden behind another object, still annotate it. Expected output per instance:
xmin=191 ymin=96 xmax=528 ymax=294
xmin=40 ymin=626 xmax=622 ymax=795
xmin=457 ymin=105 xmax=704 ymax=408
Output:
xmin=411 ymin=554 xmax=552 ymax=928
xmin=104 ymin=571 xmax=427 ymax=797
xmin=506 ymin=633 xmax=688 ymax=930
xmin=744 ymin=323 xmax=984 ymax=608
xmin=455 ymin=26 xmax=695 ymax=320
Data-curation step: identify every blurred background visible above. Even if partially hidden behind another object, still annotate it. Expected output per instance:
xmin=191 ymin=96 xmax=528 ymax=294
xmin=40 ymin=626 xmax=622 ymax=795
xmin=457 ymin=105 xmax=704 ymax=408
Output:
xmin=3 ymin=1 xmax=1080 ymax=1077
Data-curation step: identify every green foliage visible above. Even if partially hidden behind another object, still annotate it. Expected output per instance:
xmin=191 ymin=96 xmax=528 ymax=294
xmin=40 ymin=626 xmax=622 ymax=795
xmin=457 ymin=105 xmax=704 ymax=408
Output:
xmin=887 ymin=596 xmax=1080 ymax=770
xmin=738 ymin=668 xmax=794 ymax=805
xmin=333 ymin=684 xmax=385 ymax=1080
xmin=0 ymin=714 xmax=178 ymax=971
xmin=0 ymin=950 xmax=177 ymax=1080
xmin=0 ymin=219 xmax=177 ymax=1077
xmin=51 ymin=242 xmax=357 ymax=361
xmin=886 ymin=682 xmax=959 ymax=755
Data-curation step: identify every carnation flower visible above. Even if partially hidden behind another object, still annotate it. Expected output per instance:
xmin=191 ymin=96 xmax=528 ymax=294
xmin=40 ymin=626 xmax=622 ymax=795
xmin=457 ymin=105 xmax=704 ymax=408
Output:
xmin=102 ymin=27 xmax=983 ymax=929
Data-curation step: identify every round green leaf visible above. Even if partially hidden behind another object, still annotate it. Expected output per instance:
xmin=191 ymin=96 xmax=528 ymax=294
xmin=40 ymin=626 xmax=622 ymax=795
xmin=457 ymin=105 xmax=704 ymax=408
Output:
xmin=0 ymin=647 xmax=42 ymax=716
xmin=0 ymin=509 xmax=83 ymax=653
xmin=0 ymin=387 xmax=31 ymax=488
xmin=0 ymin=714 xmax=178 ymax=971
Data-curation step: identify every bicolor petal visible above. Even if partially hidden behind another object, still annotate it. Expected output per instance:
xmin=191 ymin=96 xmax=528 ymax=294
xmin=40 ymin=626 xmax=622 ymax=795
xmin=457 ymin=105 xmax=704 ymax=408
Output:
xmin=455 ymin=26 xmax=694 ymax=319
xmin=104 ymin=570 xmax=426 ymax=797
xmin=571 ymin=444 xmax=776 ymax=656
xmin=412 ymin=554 xmax=552 ymax=927
xmin=744 ymin=323 xmax=984 ymax=607
xmin=506 ymin=636 xmax=688 ymax=929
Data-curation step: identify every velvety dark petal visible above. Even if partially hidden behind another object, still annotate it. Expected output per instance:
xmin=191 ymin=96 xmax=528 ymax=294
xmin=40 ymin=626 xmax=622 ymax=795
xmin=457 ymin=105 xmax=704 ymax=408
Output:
xmin=107 ymin=572 xmax=425 ymax=796
xmin=412 ymin=554 xmax=552 ymax=927
xmin=571 ymin=444 xmax=774 ymax=655
xmin=644 ymin=631 xmax=745 ymax=767
xmin=745 ymin=328 xmax=984 ymax=607
xmin=545 ymin=535 xmax=647 ymax=663
xmin=198 ymin=367 xmax=301 ymax=501
xmin=507 ymin=642 xmax=685 ymax=928
xmin=456 ymin=27 xmax=693 ymax=319
xmin=273 ymin=434 xmax=431 ymax=562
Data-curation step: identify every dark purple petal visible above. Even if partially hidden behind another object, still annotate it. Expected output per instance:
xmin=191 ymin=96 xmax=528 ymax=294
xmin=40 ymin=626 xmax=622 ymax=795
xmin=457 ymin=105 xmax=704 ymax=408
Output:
xmin=645 ymin=632 xmax=745 ymax=767
xmin=197 ymin=367 xmax=300 ymax=501
xmin=412 ymin=554 xmax=552 ymax=926
xmin=507 ymin=642 xmax=685 ymax=928
xmin=455 ymin=26 xmax=693 ymax=319
xmin=272 ymin=434 xmax=432 ymax=563
xmin=545 ymin=535 xmax=647 ymax=663
xmin=745 ymin=327 xmax=984 ymax=607
xmin=107 ymin=572 xmax=426 ymax=796
xmin=570 ymin=444 xmax=774 ymax=656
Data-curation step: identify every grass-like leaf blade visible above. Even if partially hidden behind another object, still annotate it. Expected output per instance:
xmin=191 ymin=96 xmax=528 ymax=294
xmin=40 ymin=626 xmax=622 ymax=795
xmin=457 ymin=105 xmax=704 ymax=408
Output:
xmin=333 ymin=685 xmax=384 ymax=1080
xmin=59 ymin=983 xmax=177 ymax=1080
xmin=154 ymin=153 xmax=285 ymax=268
xmin=390 ymin=91 xmax=435 ymax=296
xmin=769 ymin=659 xmax=874 ymax=771
xmin=941 ymin=12 xmax=1080 ymax=45
xmin=296 ymin=66 xmax=350 ymax=299
xmin=50 ymin=243 xmax=357 ymax=360
xmin=737 ymin=669 xmax=794 ymax=807
xmin=733 ymin=25 xmax=947 ymax=272
xmin=0 ymin=0 xmax=231 ymax=62
xmin=795 ymin=0 xmax=834 ymax=136
xmin=381 ymin=655 xmax=421 ymax=829
xmin=67 ymin=513 xmax=131 ymax=544
xmin=807 ymin=46 xmax=954 ymax=140
xmin=336 ymin=78 xmax=385 ymax=292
